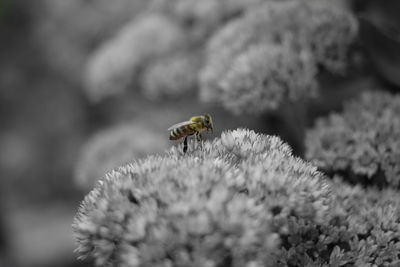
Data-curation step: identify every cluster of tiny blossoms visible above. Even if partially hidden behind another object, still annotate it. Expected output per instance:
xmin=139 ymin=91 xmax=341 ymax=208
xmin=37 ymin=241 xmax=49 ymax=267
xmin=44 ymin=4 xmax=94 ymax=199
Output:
xmin=73 ymin=129 xmax=331 ymax=266
xmin=200 ymin=0 xmax=357 ymax=114
xmin=325 ymin=177 xmax=400 ymax=266
xmin=306 ymin=91 xmax=400 ymax=187
xmin=73 ymin=128 xmax=400 ymax=265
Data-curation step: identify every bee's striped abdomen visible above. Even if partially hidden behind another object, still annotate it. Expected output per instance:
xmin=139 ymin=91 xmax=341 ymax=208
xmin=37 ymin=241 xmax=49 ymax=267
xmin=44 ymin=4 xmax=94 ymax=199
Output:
xmin=169 ymin=126 xmax=193 ymax=140
xmin=169 ymin=127 xmax=181 ymax=140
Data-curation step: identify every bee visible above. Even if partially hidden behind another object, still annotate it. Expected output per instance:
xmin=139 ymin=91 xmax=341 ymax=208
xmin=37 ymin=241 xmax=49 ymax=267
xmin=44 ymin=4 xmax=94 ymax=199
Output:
xmin=168 ymin=114 xmax=213 ymax=153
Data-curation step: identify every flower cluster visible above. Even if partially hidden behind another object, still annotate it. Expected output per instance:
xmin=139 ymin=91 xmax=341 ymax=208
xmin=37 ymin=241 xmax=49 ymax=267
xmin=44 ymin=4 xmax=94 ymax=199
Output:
xmin=306 ymin=91 xmax=400 ymax=187
xmin=74 ymin=124 xmax=168 ymax=190
xmin=73 ymin=128 xmax=400 ymax=266
xmin=73 ymin=129 xmax=331 ymax=266
xmin=200 ymin=0 xmax=357 ymax=114
xmin=274 ymin=176 xmax=400 ymax=266
xmin=326 ymin=178 xmax=400 ymax=266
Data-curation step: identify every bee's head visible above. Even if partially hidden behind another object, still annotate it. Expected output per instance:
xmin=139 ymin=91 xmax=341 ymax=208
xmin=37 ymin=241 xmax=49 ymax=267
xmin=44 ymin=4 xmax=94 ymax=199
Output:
xmin=204 ymin=114 xmax=213 ymax=133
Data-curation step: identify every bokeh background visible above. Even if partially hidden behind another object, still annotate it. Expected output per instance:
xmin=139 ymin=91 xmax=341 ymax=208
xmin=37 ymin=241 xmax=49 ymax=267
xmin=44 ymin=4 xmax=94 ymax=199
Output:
xmin=0 ymin=0 xmax=399 ymax=266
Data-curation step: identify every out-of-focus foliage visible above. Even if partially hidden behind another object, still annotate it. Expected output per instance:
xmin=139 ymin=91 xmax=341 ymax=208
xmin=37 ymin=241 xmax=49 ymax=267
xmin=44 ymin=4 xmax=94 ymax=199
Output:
xmin=200 ymin=0 xmax=358 ymax=114
xmin=74 ymin=123 xmax=168 ymax=191
xmin=306 ymin=91 xmax=400 ymax=187
xmin=73 ymin=129 xmax=331 ymax=266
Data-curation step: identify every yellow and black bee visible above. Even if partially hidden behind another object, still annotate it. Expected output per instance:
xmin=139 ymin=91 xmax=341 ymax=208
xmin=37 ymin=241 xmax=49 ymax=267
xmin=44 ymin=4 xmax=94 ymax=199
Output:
xmin=168 ymin=114 xmax=213 ymax=153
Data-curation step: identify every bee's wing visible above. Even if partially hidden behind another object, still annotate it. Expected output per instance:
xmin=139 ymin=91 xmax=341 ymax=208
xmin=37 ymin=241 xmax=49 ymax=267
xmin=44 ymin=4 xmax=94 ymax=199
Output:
xmin=167 ymin=121 xmax=194 ymax=131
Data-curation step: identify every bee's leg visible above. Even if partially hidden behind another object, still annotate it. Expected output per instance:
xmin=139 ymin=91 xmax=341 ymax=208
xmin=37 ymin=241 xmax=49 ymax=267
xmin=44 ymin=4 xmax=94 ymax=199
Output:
xmin=195 ymin=132 xmax=199 ymax=148
xmin=183 ymin=136 xmax=188 ymax=153
xmin=196 ymin=133 xmax=203 ymax=150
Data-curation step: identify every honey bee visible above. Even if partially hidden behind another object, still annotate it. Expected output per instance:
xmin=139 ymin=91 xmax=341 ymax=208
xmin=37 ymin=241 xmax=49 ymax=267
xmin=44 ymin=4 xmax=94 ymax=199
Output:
xmin=168 ymin=114 xmax=213 ymax=153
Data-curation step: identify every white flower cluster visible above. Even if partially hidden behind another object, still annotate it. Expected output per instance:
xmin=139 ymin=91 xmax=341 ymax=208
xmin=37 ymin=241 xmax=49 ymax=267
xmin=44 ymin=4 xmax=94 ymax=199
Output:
xmin=306 ymin=91 xmax=400 ymax=187
xmin=73 ymin=129 xmax=330 ymax=266
xmin=200 ymin=0 xmax=357 ymax=114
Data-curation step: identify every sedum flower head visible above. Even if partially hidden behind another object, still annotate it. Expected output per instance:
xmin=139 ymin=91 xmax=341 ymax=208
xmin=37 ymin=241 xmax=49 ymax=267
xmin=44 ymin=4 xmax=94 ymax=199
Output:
xmin=200 ymin=0 xmax=357 ymax=114
xmin=218 ymin=44 xmax=317 ymax=114
xmin=73 ymin=129 xmax=330 ymax=266
xmin=74 ymin=124 xmax=168 ymax=191
xmin=85 ymin=14 xmax=186 ymax=102
xmin=306 ymin=91 xmax=400 ymax=187
xmin=303 ymin=0 xmax=358 ymax=72
xmin=323 ymin=178 xmax=400 ymax=266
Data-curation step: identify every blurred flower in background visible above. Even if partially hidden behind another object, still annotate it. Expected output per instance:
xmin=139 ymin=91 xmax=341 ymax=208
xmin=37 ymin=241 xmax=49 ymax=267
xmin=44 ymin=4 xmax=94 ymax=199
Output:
xmin=306 ymin=90 xmax=400 ymax=187
xmin=74 ymin=123 xmax=168 ymax=191
xmin=33 ymin=0 xmax=150 ymax=83
xmin=200 ymin=0 xmax=357 ymax=113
